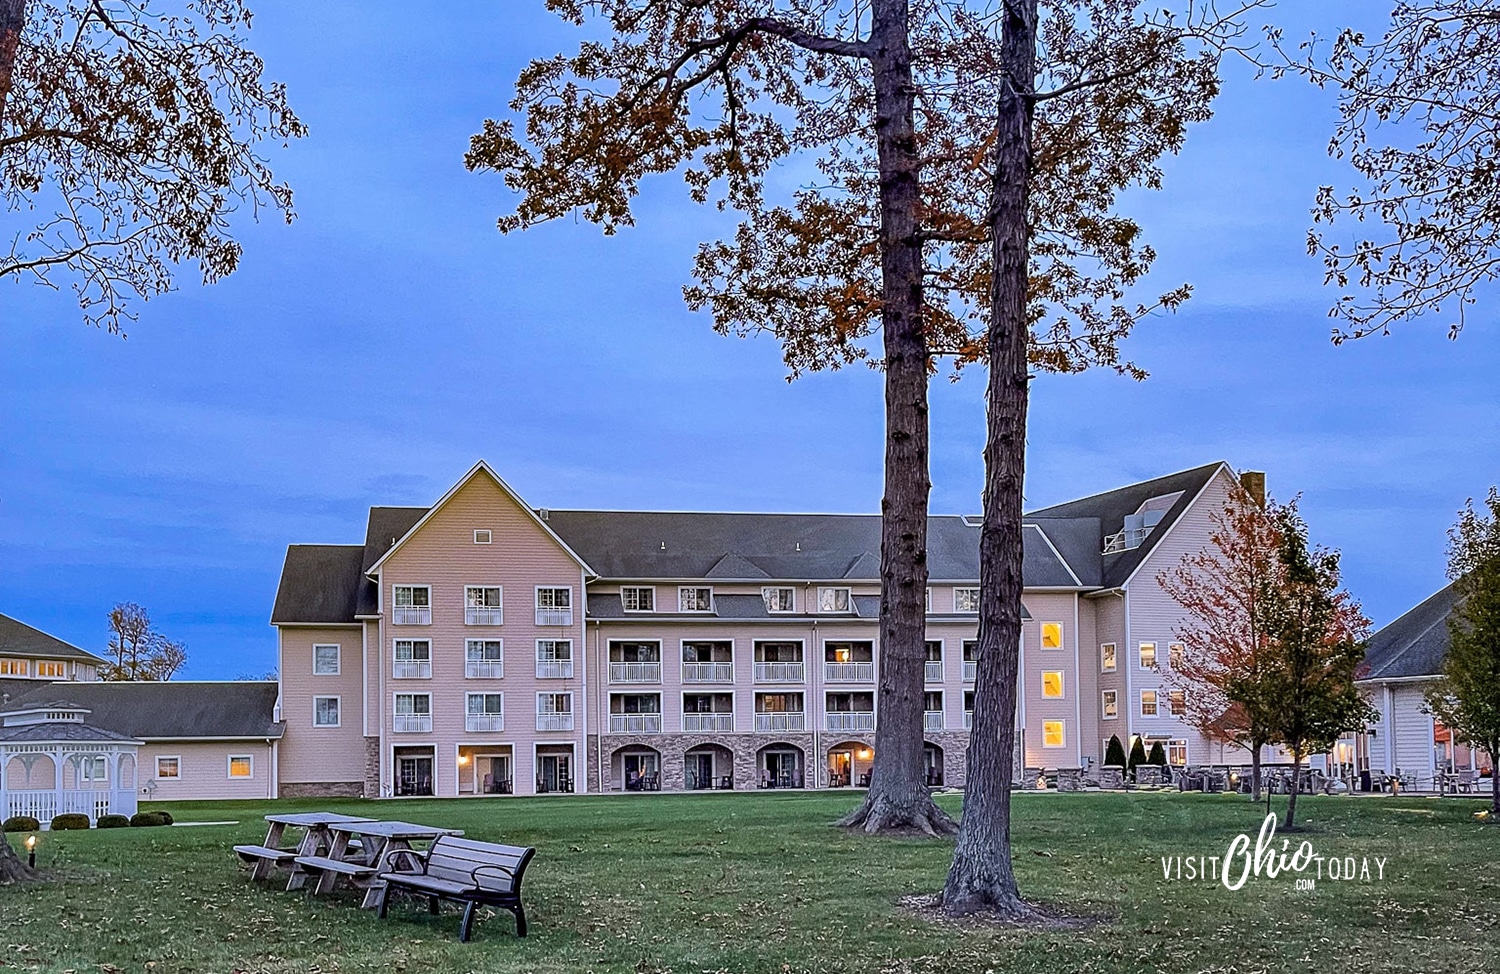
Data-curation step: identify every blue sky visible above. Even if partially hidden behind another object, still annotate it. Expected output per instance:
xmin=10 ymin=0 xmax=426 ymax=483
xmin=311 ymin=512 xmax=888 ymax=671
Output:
xmin=3 ymin=2 xmax=1496 ymax=678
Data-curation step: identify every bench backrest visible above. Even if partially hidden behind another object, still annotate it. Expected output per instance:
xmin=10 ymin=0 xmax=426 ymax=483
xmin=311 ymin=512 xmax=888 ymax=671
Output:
xmin=425 ymin=836 xmax=535 ymax=894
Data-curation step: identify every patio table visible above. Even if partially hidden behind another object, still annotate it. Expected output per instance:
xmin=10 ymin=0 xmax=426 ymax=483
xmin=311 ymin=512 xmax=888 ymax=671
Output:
xmin=238 ymin=812 xmax=373 ymax=881
xmin=294 ymin=820 xmax=465 ymax=908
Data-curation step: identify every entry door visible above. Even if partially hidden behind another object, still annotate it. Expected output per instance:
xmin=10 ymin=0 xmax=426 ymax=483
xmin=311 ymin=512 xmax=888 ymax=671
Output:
xmin=482 ymin=756 xmax=512 ymax=794
xmin=397 ymin=755 xmax=433 ymax=797
xmin=687 ymin=753 xmax=714 ymax=789
xmin=829 ymin=751 xmax=852 ymax=786
xmin=539 ymin=753 xmax=572 ymax=793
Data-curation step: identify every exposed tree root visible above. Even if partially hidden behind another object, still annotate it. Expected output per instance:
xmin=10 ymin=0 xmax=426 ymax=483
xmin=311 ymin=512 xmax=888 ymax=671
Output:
xmin=0 ymin=840 xmax=42 ymax=884
xmin=836 ymin=792 xmax=960 ymax=836
xmin=899 ymin=893 xmax=1100 ymax=929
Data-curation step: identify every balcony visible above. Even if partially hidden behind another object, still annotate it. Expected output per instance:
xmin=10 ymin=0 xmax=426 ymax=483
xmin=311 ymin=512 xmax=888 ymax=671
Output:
xmin=393 ymin=661 xmax=431 ymax=679
xmin=465 ymin=660 xmax=503 ymax=679
xmin=466 ymin=713 xmax=504 ymax=732
xmin=683 ymin=713 xmax=733 ymax=732
xmin=682 ymin=662 xmax=734 ymax=683
xmin=924 ymin=711 xmax=944 ymax=732
xmin=535 ymin=608 xmax=573 ymax=626
xmin=393 ymin=606 xmax=431 ymax=625
xmin=825 ymin=662 xmax=875 ymax=683
xmin=925 ymin=661 xmax=944 ymax=683
xmin=536 ymin=713 xmax=574 ymax=731
xmin=393 ymin=714 xmax=431 ymax=733
xmin=609 ymin=713 xmax=662 ymax=734
xmin=536 ymin=660 xmax=573 ymax=679
xmin=754 ymin=661 xmax=804 ymax=683
xmin=962 ymin=661 xmax=977 ymax=683
xmin=465 ymin=607 xmax=503 ymax=626
xmin=826 ymin=711 xmax=875 ymax=732
xmin=609 ymin=661 xmax=662 ymax=684
xmin=754 ymin=712 xmax=806 ymax=732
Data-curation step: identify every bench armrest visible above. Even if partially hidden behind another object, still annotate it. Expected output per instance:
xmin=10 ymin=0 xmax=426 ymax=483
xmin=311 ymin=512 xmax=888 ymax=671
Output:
xmin=384 ymin=848 xmax=428 ymax=874
xmin=470 ymin=863 xmax=515 ymax=889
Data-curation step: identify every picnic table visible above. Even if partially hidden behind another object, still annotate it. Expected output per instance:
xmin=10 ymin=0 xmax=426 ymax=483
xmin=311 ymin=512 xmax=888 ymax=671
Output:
xmin=292 ymin=820 xmax=465 ymax=908
xmin=234 ymin=812 xmax=374 ymax=881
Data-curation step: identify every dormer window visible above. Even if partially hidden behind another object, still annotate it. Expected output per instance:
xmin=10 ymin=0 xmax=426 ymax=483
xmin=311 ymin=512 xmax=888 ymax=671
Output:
xmin=678 ymin=587 xmax=714 ymax=613
xmin=0 ymin=659 xmax=28 ymax=676
xmin=817 ymin=587 xmax=851 ymax=613
xmin=1103 ymin=491 xmax=1185 ymax=553
xmin=622 ymin=586 xmax=656 ymax=612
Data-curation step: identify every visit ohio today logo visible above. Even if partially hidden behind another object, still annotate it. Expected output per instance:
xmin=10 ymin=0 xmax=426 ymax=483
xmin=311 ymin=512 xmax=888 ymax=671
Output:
xmin=1161 ymin=813 xmax=1389 ymax=892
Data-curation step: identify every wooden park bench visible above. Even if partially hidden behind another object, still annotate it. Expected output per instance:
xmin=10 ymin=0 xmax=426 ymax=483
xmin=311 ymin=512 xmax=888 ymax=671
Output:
xmin=376 ymin=836 xmax=535 ymax=941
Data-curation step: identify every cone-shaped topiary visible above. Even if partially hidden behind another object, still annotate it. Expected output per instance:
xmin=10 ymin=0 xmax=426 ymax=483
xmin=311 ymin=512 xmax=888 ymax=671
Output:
xmin=1146 ymin=741 xmax=1167 ymax=767
xmin=1104 ymin=735 xmax=1127 ymax=767
xmin=1127 ymin=737 xmax=1148 ymax=777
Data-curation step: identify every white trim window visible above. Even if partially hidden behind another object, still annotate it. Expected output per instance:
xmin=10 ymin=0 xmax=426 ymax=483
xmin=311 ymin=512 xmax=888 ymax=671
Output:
xmin=79 ymin=756 xmax=108 ymax=781
xmin=925 ymin=588 xmax=933 ymax=612
xmin=621 ymin=586 xmax=655 ymax=612
xmin=313 ymin=644 xmax=340 ymax=676
xmin=313 ymin=696 xmax=341 ymax=727
xmin=536 ymin=692 xmax=574 ymax=731
xmin=0 ymin=659 xmax=28 ymax=676
xmin=1100 ymin=642 xmax=1117 ymax=673
xmin=535 ymin=587 xmax=573 ymax=626
xmin=155 ymin=756 xmax=181 ymax=779
xmin=536 ymin=639 xmax=573 ymax=679
xmin=393 ymin=639 xmax=432 ymax=679
xmin=1041 ymin=622 xmax=1063 ymax=650
xmin=1167 ymin=689 xmax=1187 ymax=716
xmin=818 ymin=587 xmax=851 ymax=613
xmin=1168 ymin=739 xmax=1189 ymax=766
xmin=36 ymin=661 xmax=65 ymax=678
xmin=1139 ymin=641 xmax=1158 ymax=669
xmin=954 ymin=587 xmax=980 ymax=613
xmin=678 ymin=587 xmax=714 ymax=612
xmin=1042 ymin=720 xmax=1066 ymax=749
xmin=473 ymin=529 xmax=492 ymax=544
xmin=1102 ymin=689 xmax=1119 ymax=720
xmin=393 ymin=693 xmax=432 ymax=733
xmin=1168 ymin=641 xmax=1186 ymax=670
xmin=466 ymin=692 xmax=504 ymax=732
xmin=465 ymin=639 xmax=504 ymax=679
xmin=1041 ymin=670 xmax=1064 ymax=699
xmin=465 ymin=586 xmax=504 ymax=626
xmin=762 ymin=587 xmax=795 ymax=613
xmin=1140 ymin=689 xmax=1159 ymax=717
xmin=393 ymin=585 xmax=431 ymax=625
xmin=228 ymin=754 xmax=253 ymax=779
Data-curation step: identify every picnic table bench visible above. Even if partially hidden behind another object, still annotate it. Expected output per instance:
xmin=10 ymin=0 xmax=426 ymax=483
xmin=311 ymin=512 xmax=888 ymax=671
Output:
xmin=292 ymin=819 xmax=464 ymax=908
xmin=377 ymin=835 xmax=535 ymax=942
xmin=235 ymin=812 xmax=374 ymax=881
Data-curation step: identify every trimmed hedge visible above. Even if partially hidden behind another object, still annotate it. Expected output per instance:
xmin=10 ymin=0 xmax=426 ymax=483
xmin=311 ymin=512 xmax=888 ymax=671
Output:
xmin=1103 ymin=735 xmax=1127 ymax=769
xmin=2 ymin=815 xmax=40 ymax=833
xmin=97 ymin=814 xmax=131 ymax=829
xmin=156 ymin=810 xmax=174 ymax=826
xmin=50 ymin=813 xmax=91 ymax=831
xmin=130 ymin=811 xmax=171 ymax=828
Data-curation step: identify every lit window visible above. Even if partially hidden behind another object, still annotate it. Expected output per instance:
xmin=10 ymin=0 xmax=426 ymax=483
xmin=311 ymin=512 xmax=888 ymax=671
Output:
xmin=0 ymin=659 xmax=28 ymax=676
xmin=1168 ymin=739 xmax=1188 ymax=765
xmin=1100 ymin=643 xmax=1117 ymax=672
xmin=762 ymin=587 xmax=795 ymax=613
xmin=1042 ymin=720 xmax=1066 ymax=748
xmin=1139 ymin=642 xmax=1157 ymax=669
xmin=1168 ymin=690 xmax=1186 ymax=716
xmin=228 ymin=755 xmax=253 ymax=778
xmin=156 ymin=756 xmax=180 ymax=779
xmin=1041 ymin=671 xmax=1064 ymax=698
xmin=1041 ymin=623 xmax=1063 ymax=649
xmin=954 ymin=588 xmax=979 ymax=612
xmin=1102 ymin=690 xmax=1118 ymax=719
xmin=313 ymin=644 xmax=340 ymax=676
xmin=1168 ymin=642 xmax=1185 ymax=669
xmin=678 ymin=587 xmax=714 ymax=612
xmin=1140 ymin=690 xmax=1158 ymax=716
xmin=313 ymin=696 xmax=341 ymax=727
xmin=36 ymin=661 xmax=65 ymax=678
xmin=622 ymin=586 xmax=655 ymax=612
xmin=818 ymin=587 xmax=851 ymax=613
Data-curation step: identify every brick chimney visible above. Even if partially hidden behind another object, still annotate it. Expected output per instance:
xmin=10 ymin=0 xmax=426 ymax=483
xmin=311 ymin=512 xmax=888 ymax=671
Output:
xmin=1240 ymin=470 xmax=1266 ymax=508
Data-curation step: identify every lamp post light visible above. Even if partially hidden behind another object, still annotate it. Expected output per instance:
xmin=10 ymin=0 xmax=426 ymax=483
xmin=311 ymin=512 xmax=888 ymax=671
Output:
xmin=25 ymin=834 xmax=36 ymax=868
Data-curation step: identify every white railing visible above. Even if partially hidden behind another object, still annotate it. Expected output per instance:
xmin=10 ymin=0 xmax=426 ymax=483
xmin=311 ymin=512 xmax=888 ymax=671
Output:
xmin=925 ymin=661 xmax=944 ymax=684
xmin=964 ymin=711 xmax=974 ymax=730
xmin=393 ymin=714 xmax=432 ymax=733
xmin=609 ymin=661 xmax=661 ymax=683
xmin=536 ymin=608 xmax=573 ymax=626
xmin=466 ymin=660 xmax=503 ymax=679
xmin=683 ymin=713 xmax=733 ymax=732
xmin=465 ymin=714 xmax=504 ymax=732
xmin=6 ymin=789 xmax=135 ymax=824
xmin=1103 ymin=526 xmax=1151 ymax=553
xmin=536 ymin=660 xmax=573 ymax=679
xmin=682 ymin=662 xmax=734 ymax=683
xmin=754 ymin=661 xmax=804 ymax=683
xmin=755 ymin=712 xmax=805 ymax=732
xmin=924 ymin=711 xmax=945 ymax=732
xmin=536 ymin=713 xmax=574 ymax=731
xmin=393 ymin=660 xmax=431 ymax=679
xmin=609 ymin=713 xmax=662 ymax=733
xmin=393 ymin=606 xmax=431 ymax=625
xmin=825 ymin=662 xmax=875 ymax=682
xmin=826 ymin=711 xmax=875 ymax=732
xmin=962 ymin=661 xmax=977 ymax=682
xmin=465 ymin=608 xmax=503 ymax=626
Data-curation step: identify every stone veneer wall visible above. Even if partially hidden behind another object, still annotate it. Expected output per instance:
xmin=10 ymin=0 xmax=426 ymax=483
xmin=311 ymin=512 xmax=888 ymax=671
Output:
xmin=599 ymin=733 xmax=819 ymax=791
xmin=363 ymin=736 xmax=381 ymax=798
xmin=281 ymin=780 xmax=364 ymax=799
xmin=586 ymin=734 xmax=601 ymax=793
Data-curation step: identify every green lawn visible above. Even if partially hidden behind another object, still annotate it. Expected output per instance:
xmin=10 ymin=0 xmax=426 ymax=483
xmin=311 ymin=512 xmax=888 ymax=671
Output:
xmin=2 ymin=790 xmax=1496 ymax=973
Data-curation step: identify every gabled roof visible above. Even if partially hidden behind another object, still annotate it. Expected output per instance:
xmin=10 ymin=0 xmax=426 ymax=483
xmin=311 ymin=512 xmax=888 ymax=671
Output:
xmin=0 ymin=613 xmax=106 ymax=663
xmin=271 ymin=545 xmax=366 ymax=625
xmin=3 ymin=681 xmax=284 ymax=740
xmin=1359 ymin=585 xmax=1455 ymax=682
xmin=363 ymin=506 xmax=427 ymax=573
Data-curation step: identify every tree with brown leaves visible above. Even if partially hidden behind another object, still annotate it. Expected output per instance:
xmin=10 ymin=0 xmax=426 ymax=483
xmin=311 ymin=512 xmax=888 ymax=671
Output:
xmin=0 ymin=0 xmax=304 ymax=333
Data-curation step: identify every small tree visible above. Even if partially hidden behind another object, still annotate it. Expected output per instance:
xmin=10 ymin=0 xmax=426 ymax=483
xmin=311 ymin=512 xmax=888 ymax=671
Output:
xmin=1146 ymin=740 xmax=1167 ymax=769
xmin=1425 ymin=487 xmax=1500 ymax=816
xmin=1103 ymin=734 xmax=1127 ymax=768
xmin=1126 ymin=736 xmax=1147 ymax=779
xmin=103 ymin=603 xmax=187 ymax=681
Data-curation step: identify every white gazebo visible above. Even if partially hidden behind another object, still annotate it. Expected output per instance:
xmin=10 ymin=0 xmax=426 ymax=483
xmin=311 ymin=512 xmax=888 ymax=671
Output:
xmin=0 ymin=701 xmax=141 ymax=825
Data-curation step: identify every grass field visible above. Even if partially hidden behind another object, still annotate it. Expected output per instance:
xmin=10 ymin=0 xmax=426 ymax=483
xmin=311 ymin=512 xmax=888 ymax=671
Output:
xmin=2 ymin=790 xmax=1497 ymax=973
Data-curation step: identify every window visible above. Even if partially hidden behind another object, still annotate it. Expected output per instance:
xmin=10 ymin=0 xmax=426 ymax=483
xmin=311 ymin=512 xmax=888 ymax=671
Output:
xmin=535 ymin=587 xmax=573 ymax=625
xmin=393 ymin=639 xmax=431 ymax=679
xmin=1168 ymin=642 xmax=1185 ymax=669
xmin=1041 ymin=671 xmax=1064 ymax=698
xmin=1100 ymin=642 xmax=1117 ymax=672
xmin=622 ymin=586 xmax=655 ymax=612
xmin=465 ymin=639 xmax=504 ymax=678
xmin=537 ymin=692 xmax=574 ymax=730
xmin=1139 ymin=641 xmax=1157 ymax=669
xmin=762 ymin=587 xmax=795 ymax=613
xmin=1042 ymin=720 xmax=1066 ymax=748
xmin=36 ymin=661 xmax=65 ymax=678
xmin=394 ymin=693 xmax=432 ymax=733
xmin=954 ymin=587 xmax=980 ymax=612
xmin=1168 ymin=690 xmax=1186 ymax=716
xmin=474 ymin=529 xmax=492 ymax=544
xmin=1167 ymin=739 xmax=1188 ymax=766
xmin=313 ymin=696 xmax=341 ymax=727
xmin=313 ymin=644 xmax=340 ymax=676
xmin=818 ymin=587 xmax=851 ymax=613
xmin=466 ymin=692 xmax=504 ymax=731
xmin=0 ymin=659 xmax=28 ymax=676
xmin=393 ymin=585 xmax=431 ymax=624
xmin=79 ymin=756 xmax=108 ymax=781
xmin=536 ymin=640 xmax=573 ymax=678
xmin=1140 ymin=689 xmax=1158 ymax=716
xmin=156 ymin=756 xmax=180 ymax=779
xmin=678 ymin=587 xmax=714 ymax=612
xmin=1102 ymin=690 xmax=1119 ymax=720
xmin=1041 ymin=622 xmax=1063 ymax=649
xmin=925 ymin=588 xmax=932 ymax=612
xmin=465 ymin=586 xmax=504 ymax=625
xmin=228 ymin=755 xmax=253 ymax=779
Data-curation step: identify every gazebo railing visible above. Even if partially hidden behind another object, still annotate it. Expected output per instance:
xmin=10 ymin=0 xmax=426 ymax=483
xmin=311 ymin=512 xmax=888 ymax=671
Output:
xmin=4 ymin=788 xmax=136 ymax=825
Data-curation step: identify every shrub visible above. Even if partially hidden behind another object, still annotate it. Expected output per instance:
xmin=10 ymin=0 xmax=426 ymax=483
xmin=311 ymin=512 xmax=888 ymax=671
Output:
xmin=130 ymin=811 xmax=170 ymax=828
xmin=1146 ymin=741 xmax=1167 ymax=767
xmin=1127 ymin=737 xmax=1148 ymax=777
xmin=2 ymin=816 xmax=40 ymax=833
xmin=1103 ymin=735 xmax=1127 ymax=768
xmin=50 ymin=813 xmax=91 ymax=831
xmin=96 ymin=814 xmax=131 ymax=829
xmin=156 ymin=810 xmax=174 ymax=826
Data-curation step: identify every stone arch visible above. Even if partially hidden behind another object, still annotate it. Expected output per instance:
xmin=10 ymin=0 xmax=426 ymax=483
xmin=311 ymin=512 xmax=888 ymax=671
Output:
xmin=608 ymin=743 xmax=662 ymax=792
xmin=922 ymin=741 xmax=945 ymax=787
xmin=754 ymin=742 xmax=806 ymax=789
xmin=825 ymin=739 xmax=875 ymax=788
xmin=682 ymin=742 xmax=733 ymax=790
xmin=5 ymin=753 xmax=56 ymax=790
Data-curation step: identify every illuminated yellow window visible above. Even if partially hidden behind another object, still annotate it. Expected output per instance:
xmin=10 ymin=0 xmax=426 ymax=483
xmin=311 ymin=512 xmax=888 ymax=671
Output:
xmin=1141 ymin=690 xmax=1158 ymax=716
xmin=36 ymin=661 xmax=65 ymax=678
xmin=1100 ymin=643 xmax=1117 ymax=671
xmin=1042 ymin=720 xmax=1066 ymax=748
xmin=1139 ymin=642 xmax=1157 ymax=668
xmin=1041 ymin=671 xmax=1064 ymax=698
xmin=1041 ymin=623 xmax=1062 ymax=649
xmin=228 ymin=755 xmax=253 ymax=779
xmin=0 ymin=659 xmax=28 ymax=676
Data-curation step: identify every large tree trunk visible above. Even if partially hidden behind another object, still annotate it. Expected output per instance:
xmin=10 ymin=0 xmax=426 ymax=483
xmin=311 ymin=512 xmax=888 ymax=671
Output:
xmin=939 ymin=0 xmax=1038 ymax=917
xmin=0 ymin=0 xmax=24 ymax=130
xmin=837 ymin=0 xmax=956 ymax=838
xmin=1490 ymin=746 xmax=1498 ymax=815
xmin=0 ymin=831 xmax=40 ymax=884
xmin=1284 ymin=751 xmax=1303 ymax=829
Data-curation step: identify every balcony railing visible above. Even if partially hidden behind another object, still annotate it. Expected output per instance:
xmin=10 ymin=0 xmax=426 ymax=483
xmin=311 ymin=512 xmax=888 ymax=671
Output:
xmin=609 ymin=713 xmax=662 ymax=734
xmin=682 ymin=712 xmax=733 ymax=732
xmin=754 ymin=712 xmax=805 ymax=732
xmin=826 ymin=711 xmax=875 ymax=732
xmin=466 ymin=713 xmax=504 ymax=732
xmin=536 ymin=713 xmax=574 ymax=731
xmin=962 ymin=661 xmax=977 ymax=682
xmin=393 ymin=714 xmax=432 ymax=733
xmin=825 ymin=662 xmax=875 ymax=682
xmin=925 ymin=661 xmax=944 ymax=683
xmin=754 ymin=661 xmax=804 ymax=683
xmin=465 ymin=608 xmax=503 ymax=626
xmin=535 ymin=608 xmax=573 ymax=626
xmin=682 ymin=661 xmax=734 ymax=683
xmin=393 ymin=606 xmax=431 ymax=625
xmin=924 ymin=711 xmax=944 ymax=732
xmin=609 ymin=661 xmax=662 ymax=683
xmin=393 ymin=660 xmax=431 ymax=679
xmin=1103 ymin=526 xmax=1152 ymax=553
xmin=465 ymin=660 xmax=503 ymax=679
xmin=536 ymin=660 xmax=573 ymax=679
xmin=964 ymin=711 xmax=973 ymax=730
